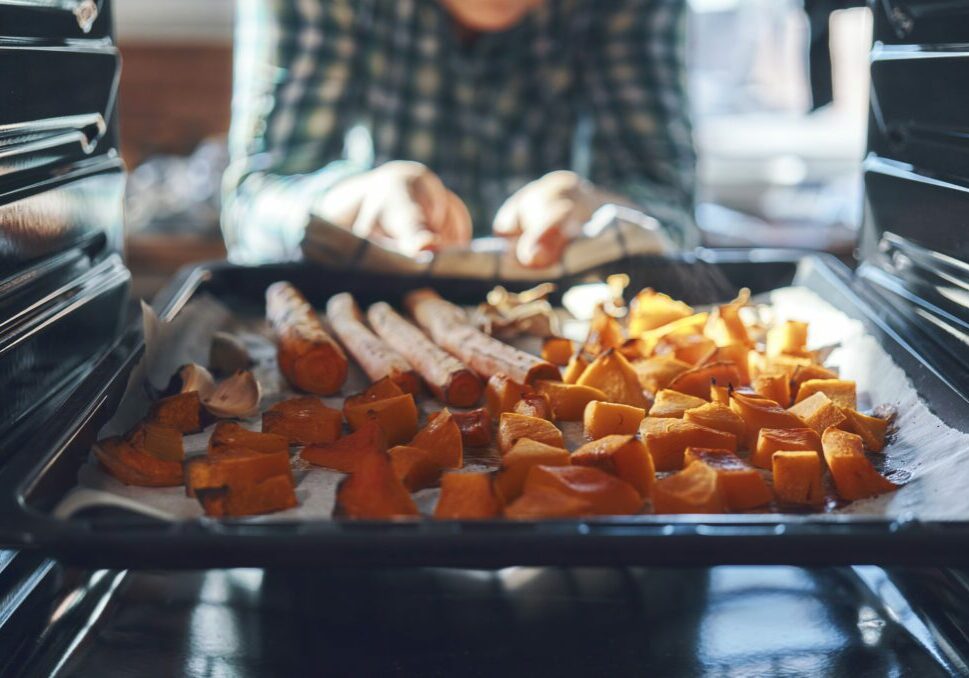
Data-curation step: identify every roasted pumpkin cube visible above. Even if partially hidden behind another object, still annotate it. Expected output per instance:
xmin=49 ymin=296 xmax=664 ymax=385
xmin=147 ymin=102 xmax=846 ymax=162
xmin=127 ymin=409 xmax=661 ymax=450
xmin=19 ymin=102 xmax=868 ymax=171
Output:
xmin=576 ymin=349 xmax=650 ymax=409
xmin=334 ymin=451 xmax=419 ymax=518
xmin=631 ymin=355 xmax=693 ymax=393
xmin=196 ymin=473 xmax=298 ymax=517
xmin=342 ymin=393 xmax=418 ymax=446
xmin=628 ymin=288 xmax=693 ymax=335
xmin=148 ymin=392 xmax=202 ymax=433
xmin=821 ymin=427 xmax=897 ymax=501
xmin=583 ymin=400 xmax=645 ymax=439
xmin=94 ymin=437 xmax=184 ymax=487
xmin=513 ymin=392 xmax=552 ymax=420
xmin=581 ymin=305 xmax=625 ymax=357
xmin=668 ymin=361 xmax=743 ymax=399
xmin=505 ymin=488 xmax=593 ymax=519
xmin=730 ymin=392 xmax=805 ymax=449
xmin=541 ymin=336 xmax=575 ymax=366
xmin=126 ymin=422 xmax=185 ymax=461
xmin=185 ymin=448 xmax=292 ymax=498
xmin=757 ymin=354 xmax=814 ymax=381
xmin=208 ymin=421 xmax=288 ymax=457
xmin=652 ymin=461 xmax=725 ymax=514
xmin=389 ymin=445 xmax=442 ymax=491
xmin=357 ymin=375 xmax=405 ymax=402
xmin=637 ymin=313 xmax=709 ymax=355
xmin=839 ymin=408 xmax=889 ymax=453
xmin=707 ymin=290 xmax=751 ymax=347
xmin=648 ymin=389 xmax=707 ymax=418
xmin=751 ymin=427 xmax=822 ymax=469
xmin=434 ymin=472 xmax=503 ymax=519
xmin=683 ymin=448 xmax=772 ymax=510
xmin=562 ymin=353 xmax=589 ymax=384
xmin=788 ymin=391 xmax=847 ymax=435
xmin=703 ymin=344 xmax=751 ymax=384
xmin=445 ymin=408 xmax=493 ymax=448
xmin=495 ymin=438 xmax=570 ymax=501
xmin=752 ymin=372 xmax=791 ymax=407
xmin=766 ymin=320 xmax=809 ymax=356
xmin=654 ymin=332 xmax=717 ymax=366
xmin=523 ymin=465 xmax=643 ymax=515
xmin=497 ymin=412 xmax=565 ymax=455
xmin=683 ymin=402 xmax=746 ymax=441
xmin=710 ymin=384 xmax=731 ymax=405
xmin=639 ymin=417 xmax=737 ymax=471
xmin=794 ymin=379 xmax=857 ymax=410
xmin=772 ymin=450 xmax=824 ymax=506
xmin=263 ymin=396 xmax=343 ymax=445
xmin=485 ymin=374 xmax=528 ymax=417
xmin=534 ymin=380 xmax=608 ymax=421
xmin=410 ymin=408 xmax=463 ymax=468
xmin=791 ymin=364 xmax=839 ymax=398
xmin=301 ymin=421 xmax=387 ymax=473
xmin=571 ymin=435 xmax=655 ymax=497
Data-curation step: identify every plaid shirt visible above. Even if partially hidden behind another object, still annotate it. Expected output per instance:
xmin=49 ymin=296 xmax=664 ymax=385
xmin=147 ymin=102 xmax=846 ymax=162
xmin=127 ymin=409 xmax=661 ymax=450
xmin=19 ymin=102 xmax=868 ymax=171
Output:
xmin=223 ymin=0 xmax=696 ymax=263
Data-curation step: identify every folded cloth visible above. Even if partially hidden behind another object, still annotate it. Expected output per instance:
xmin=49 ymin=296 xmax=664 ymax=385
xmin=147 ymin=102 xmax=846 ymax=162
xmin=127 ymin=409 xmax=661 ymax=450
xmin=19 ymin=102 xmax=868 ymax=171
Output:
xmin=301 ymin=205 xmax=674 ymax=281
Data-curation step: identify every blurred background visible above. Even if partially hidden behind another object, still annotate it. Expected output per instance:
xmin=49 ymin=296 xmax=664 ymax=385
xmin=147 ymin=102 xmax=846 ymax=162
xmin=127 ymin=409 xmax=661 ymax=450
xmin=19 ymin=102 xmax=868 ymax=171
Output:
xmin=117 ymin=0 xmax=872 ymax=297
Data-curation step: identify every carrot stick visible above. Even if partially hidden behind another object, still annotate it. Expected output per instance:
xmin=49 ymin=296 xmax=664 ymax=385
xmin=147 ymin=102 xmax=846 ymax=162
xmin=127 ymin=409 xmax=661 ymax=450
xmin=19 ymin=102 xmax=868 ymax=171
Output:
xmin=325 ymin=293 xmax=420 ymax=395
xmin=367 ymin=301 xmax=483 ymax=407
xmin=266 ymin=281 xmax=348 ymax=395
xmin=403 ymin=289 xmax=561 ymax=385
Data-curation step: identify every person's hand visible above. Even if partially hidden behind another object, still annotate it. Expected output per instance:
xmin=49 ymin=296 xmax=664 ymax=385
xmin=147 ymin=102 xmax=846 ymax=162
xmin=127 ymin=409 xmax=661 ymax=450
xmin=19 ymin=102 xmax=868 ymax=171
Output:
xmin=492 ymin=170 xmax=602 ymax=268
xmin=315 ymin=161 xmax=471 ymax=256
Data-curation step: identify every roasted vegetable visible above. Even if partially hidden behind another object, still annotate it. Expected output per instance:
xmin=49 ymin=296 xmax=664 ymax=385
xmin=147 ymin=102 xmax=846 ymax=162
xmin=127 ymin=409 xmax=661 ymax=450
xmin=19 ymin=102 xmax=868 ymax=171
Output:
xmin=334 ymin=451 xmax=419 ymax=518
xmin=485 ymin=374 xmax=527 ymax=417
xmin=648 ymin=389 xmax=707 ymax=418
xmin=751 ymin=427 xmax=822 ymax=470
xmin=639 ymin=417 xmax=737 ymax=472
xmin=571 ymin=434 xmax=655 ymax=498
xmin=683 ymin=448 xmax=771 ymax=510
xmin=95 ymin=437 xmax=183 ymax=487
xmin=583 ymin=400 xmax=645 ymax=439
xmin=497 ymin=412 xmax=565 ymax=455
xmin=410 ymin=408 xmax=463 ymax=469
xmin=788 ymin=392 xmax=847 ymax=435
xmin=541 ymin=336 xmax=575 ymax=366
xmin=148 ymin=392 xmax=202 ymax=433
xmin=209 ymin=421 xmax=288 ymax=456
xmin=652 ymin=461 xmax=724 ymax=514
xmin=522 ymin=465 xmax=642 ymax=515
xmin=772 ymin=450 xmax=824 ymax=506
xmin=513 ymin=392 xmax=553 ymax=420
xmin=262 ymin=396 xmax=342 ymax=445
xmin=821 ymin=427 xmax=897 ymax=501
xmin=434 ymin=472 xmax=503 ymax=519
xmin=576 ymin=349 xmax=649 ymax=409
xmin=534 ymin=380 xmax=607 ymax=421
xmin=495 ymin=438 xmax=571 ymax=502
xmin=301 ymin=421 xmax=387 ymax=473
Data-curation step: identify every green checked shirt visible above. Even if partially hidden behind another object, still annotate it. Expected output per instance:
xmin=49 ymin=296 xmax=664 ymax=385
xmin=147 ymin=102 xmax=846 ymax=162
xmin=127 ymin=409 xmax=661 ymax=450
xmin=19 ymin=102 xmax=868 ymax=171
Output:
xmin=223 ymin=0 xmax=696 ymax=263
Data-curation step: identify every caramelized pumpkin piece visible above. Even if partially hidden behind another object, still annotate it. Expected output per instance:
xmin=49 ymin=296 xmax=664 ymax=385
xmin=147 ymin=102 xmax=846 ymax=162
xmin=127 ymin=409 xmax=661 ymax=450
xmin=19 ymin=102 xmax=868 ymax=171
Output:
xmin=562 ymin=353 xmax=589 ymax=384
xmin=541 ymin=336 xmax=575 ymax=366
xmin=534 ymin=380 xmax=607 ymax=421
xmin=350 ymin=375 xmax=405 ymax=404
xmin=94 ymin=437 xmax=184 ymax=487
xmin=513 ymin=392 xmax=552 ymax=420
xmin=411 ymin=408 xmax=463 ymax=469
xmin=821 ymin=427 xmax=897 ymax=501
xmin=756 ymin=354 xmax=814 ymax=381
xmin=334 ymin=451 xmax=419 ymax=518
xmin=788 ymin=392 xmax=847 ymax=435
xmin=702 ymin=344 xmax=750 ymax=384
xmin=262 ymin=396 xmax=342 ymax=445
xmin=148 ymin=392 xmax=202 ymax=433
xmin=668 ymin=361 xmax=743 ymax=400
xmin=791 ymin=364 xmax=839 ymax=398
xmin=301 ymin=421 xmax=387 ymax=473
xmin=185 ymin=448 xmax=292 ymax=499
xmin=772 ymin=450 xmax=824 ymax=506
xmin=208 ymin=421 xmax=287 ymax=457
xmin=683 ymin=448 xmax=771 ymax=510
xmin=710 ymin=384 xmax=731 ymax=405
xmin=581 ymin=305 xmax=625 ymax=357
xmin=196 ymin=473 xmax=298 ymax=518
xmin=434 ymin=472 xmax=503 ymax=519
xmin=524 ymin=465 xmax=643 ymax=515
xmin=572 ymin=435 xmax=655 ymax=498
xmin=751 ymin=427 xmax=822 ymax=469
xmin=485 ymin=374 xmax=527 ymax=417
xmin=648 ymin=389 xmax=707 ymax=418
xmin=637 ymin=313 xmax=709 ymax=355
xmin=654 ymin=332 xmax=716 ymax=366
xmin=497 ymin=412 xmax=565 ymax=455
xmin=794 ymin=379 xmax=857 ymax=410
xmin=577 ymin=349 xmax=650 ymax=409
xmin=730 ymin=392 xmax=805 ymax=449
xmin=628 ymin=288 xmax=693 ymax=335
xmin=639 ymin=417 xmax=737 ymax=471
xmin=766 ymin=320 xmax=809 ymax=356
xmin=839 ymin=408 xmax=889 ymax=453
xmin=342 ymin=393 xmax=418 ymax=446
xmin=389 ymin=445 xmax=442 ymax=492
xmin=683 ymin=402 xmax=746 ymax=441
xmin=445 ymin=407 xmax=493 ymax=448
xmin=707 ymin=289 xmax=751 ymax=347
xmin=583 ymin=400 xmax=645 ymax=439
xmin=126 ymin=422 xmax=184 ymax=461
xmin=505 ymin=487 xmax=593 ymax=519
xmin=495 ymin=438 xmax=571 ymax=502
xmin=752 ymin=372 xmax=791 ymax=407
xmin=631 ymin=355 xmax=693 ymax=393
xmin=652 ymin=461 xmax=724 ymax=514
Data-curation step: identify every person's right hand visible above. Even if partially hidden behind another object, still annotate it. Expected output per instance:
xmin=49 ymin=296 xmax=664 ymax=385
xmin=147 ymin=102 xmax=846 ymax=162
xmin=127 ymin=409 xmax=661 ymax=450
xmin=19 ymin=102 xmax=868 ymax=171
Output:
xmin=314 ymin=161 xmax=471 ymax=256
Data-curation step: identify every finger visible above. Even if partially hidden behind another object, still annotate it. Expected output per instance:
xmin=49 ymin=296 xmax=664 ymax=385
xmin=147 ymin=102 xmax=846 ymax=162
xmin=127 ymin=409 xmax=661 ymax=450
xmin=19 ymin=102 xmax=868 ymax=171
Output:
xmin=516 ymin=199 xmax=575 ymax=268
xmin=438 ymin=190 xmax=472 ymax=246
xmin=408 ymin=171 xmax=450 ymax=235
xmin=371 ymin=194 xmax=439 ymax=256
xmin=492 ymin=189 xmax=523 ymax=237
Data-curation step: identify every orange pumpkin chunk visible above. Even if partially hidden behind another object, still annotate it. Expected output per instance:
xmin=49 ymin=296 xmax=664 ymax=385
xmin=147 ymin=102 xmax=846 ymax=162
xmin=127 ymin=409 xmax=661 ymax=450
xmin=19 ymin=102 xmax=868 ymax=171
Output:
xmin=541 ymin=336 xmax=575 ymax=366
xmin=581 ymin=305 xmax=625 ymax=357
xmin=388 ymin=445 xmax=442 ymax=492
xmin=751 ymin=427 xmax=822 ymax=469
xmin=821 ymin=427 xmax=897 ymax=501
xmin=208 ymin=421 xmax=287 ymax=457
xmin=628 ymin=288 xmax=693 ymax=335
xmin=766 ymin=320 xmax=809 ymax=356
xmin=497 ymin=412 xmax=565 ymax=455
xmin=730 ymin=392 xmax=805 ymax=449
xmin=263 ymin=396 xmax=342 ymax=445
xmin=562 ymin=353 xmax=589 ymax=384
xmin=342 ymin=393 xmax=418 ymax=446
xmin=434 ymin=472 xmax=503 ymax=519
xmin=185 ymin=448 xmax=292 ymax=500
xmin=632 ymin=355 xmax=693 ymax=393
xmin=505 ymin=488 xmax=593 ymax=519
xmin=683 ymin=448 xmax=771 ymax=510
xmin=648 ymin=389 xmax=707 ymax=418
xmin=752 ymin=372 xmax=791 ymax=407
xmin=197 ymin=473 xmax=297 ymax=517
xmin=683 ymin=402 xmax=746 ymax=441
xmin=703 ymin=344 xmax=751 ymax=384
xmin=301 ymin=421 xmax=387 ymax=473
xmin=583 ymin=400 xmax=645 ymax=439
xmin=148 ymin=392 xmax=202 ymax=433
xmin=794 ymin=379 xmax=857 ymax=409
xmin=495 ymin=438 xmax=570 ymax=502
xmin=524 ymin=465 xmax=643 ymax=515
xmin=639 ymin=417 xmax=737 ymax=471
xmin=95 ymin=437 xmax=184 ymax=487
xmin=576 ymin=349 xmax=649 ymax=409
xmin=334 ymin=451 xmax=419 ymax=518
xmin=411 ymin=408 xmax=463 ymax=469
xmin=708 ymin=290 xmax=751 ymax=347
xmin=535 ymin=380 xmax=608 ymax=421
xmin=126 ymin=422 xmax=185 ymax=461
xmin=757 ymin=354 xmax=814 ymax=381
xmin=772 ymin=450 xmax=824 ymax=506
xmin=710 ymin=384 xmax=731 ymax=405
xmin=839 ymin=408 xmax=889 ymax=453
xmin=513 ymin=392 xmax=552 ymax=420
xmin=572 ymin=435 xmax=655 ymax=497
xmin=485 ymin=374 xmax=527 ymax=417
xmin=445 ymin=408 xmax=493 ymax=448
xmin=652 ymin=461 xmax=725 ymax=514
xmin=654 ymin=332 xmax=716 ymax=366
xmin=668 ymin=361 xmax=743 ymax=400
xmin=791 ymin=364 xmax=839 ymax=398
xmin=788 ymin=392 xmax=847 ymax=435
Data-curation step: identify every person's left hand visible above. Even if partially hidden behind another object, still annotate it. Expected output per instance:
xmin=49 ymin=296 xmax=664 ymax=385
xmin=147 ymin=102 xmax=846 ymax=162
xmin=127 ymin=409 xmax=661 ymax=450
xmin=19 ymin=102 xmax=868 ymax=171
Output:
xmin=492 ymin=170 xmax=603 ymax=268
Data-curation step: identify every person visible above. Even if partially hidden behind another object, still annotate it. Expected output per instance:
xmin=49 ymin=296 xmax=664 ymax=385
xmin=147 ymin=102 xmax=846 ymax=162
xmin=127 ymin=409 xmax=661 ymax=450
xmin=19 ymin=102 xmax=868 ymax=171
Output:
xmin=223 ymin=0 xmax=696 ymax=268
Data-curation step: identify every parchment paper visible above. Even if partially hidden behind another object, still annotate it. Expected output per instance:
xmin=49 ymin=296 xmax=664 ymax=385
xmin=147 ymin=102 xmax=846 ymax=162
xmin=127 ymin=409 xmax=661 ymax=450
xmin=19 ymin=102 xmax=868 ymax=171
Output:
xmin=54 ymin=286 xmax=969 ymax=522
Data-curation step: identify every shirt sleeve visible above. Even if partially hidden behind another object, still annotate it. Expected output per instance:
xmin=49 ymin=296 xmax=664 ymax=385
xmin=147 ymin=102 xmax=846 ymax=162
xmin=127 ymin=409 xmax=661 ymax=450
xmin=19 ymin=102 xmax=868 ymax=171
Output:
xmin=582 ymin=0 xmax=699 ymax=247
xmin=221 ymin=0 xmax=370 ymax=263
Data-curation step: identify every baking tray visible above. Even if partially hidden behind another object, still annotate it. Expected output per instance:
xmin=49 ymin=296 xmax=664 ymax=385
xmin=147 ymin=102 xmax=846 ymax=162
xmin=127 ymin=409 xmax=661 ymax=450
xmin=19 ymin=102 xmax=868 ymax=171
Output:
xmin=2 ymin=250 xmax=969 ymax=569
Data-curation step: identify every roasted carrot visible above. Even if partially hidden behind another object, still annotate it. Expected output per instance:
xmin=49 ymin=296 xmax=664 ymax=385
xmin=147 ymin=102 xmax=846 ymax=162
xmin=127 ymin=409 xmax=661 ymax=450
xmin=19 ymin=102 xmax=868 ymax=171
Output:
xmin=367 ymin=301 xmax=483 ymax=407
xmin=404 ymin=289 xmax=560 ymax=385
xmin=265 ymin=281 xmax=348 ymax=395
xmin=325 ymin=293 xmax=420 ymax=395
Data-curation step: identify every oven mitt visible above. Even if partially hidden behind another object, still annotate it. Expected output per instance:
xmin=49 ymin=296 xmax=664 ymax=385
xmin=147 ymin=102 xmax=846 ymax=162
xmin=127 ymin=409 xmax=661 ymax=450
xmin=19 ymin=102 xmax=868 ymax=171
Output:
xmin=301 ymin=204 xmax=674 ymax=281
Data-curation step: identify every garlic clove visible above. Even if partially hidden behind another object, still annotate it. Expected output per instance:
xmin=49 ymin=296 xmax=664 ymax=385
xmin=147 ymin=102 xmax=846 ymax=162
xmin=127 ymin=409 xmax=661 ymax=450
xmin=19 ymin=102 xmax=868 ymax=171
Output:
xmin=202 ymin=370 xmax=261 ymax=419
xmin=162 ymin=363 xmax=216 ymax=400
